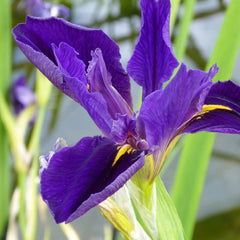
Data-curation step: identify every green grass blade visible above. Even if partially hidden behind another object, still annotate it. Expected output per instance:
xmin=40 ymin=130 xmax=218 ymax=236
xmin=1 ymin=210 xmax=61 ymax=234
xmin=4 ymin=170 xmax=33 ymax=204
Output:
xmin=0 ymin=0 xmax=11 ymax=237
xmin=171 ymin=132 xmax=215 ymax=239
xmin=173 ymin=0 xmax=197 ymax=62
xmin=171 ymin=0 xmax=240 ymax=238
xmin=170 ymin=0 xmax=181 ymax=35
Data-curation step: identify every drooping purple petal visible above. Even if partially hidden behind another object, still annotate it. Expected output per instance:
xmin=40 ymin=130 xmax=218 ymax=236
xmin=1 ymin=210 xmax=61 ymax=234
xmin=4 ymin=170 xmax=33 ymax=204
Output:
xmin=182 ymin=109 xmax=240 ymax=134
xmin=40 ymin=136 xmax=145 ymax=223
xmin=127 ymin=0 xmax=178 ymax=99
xmin=205 ymin=80 xmax=240 ymax=112
xmin=138 ymin=64 xmax=218 ymax=148
xmin=182 ymin=80 xmax=240 ymax=134
xmin=52 ymin=42 xmax=113 ymax=136
xmin=12 ymin=16 xmax=132 ymax=107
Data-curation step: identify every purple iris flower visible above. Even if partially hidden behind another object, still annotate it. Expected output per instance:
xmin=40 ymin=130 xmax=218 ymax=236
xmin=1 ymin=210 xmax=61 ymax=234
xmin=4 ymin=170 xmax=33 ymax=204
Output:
xmin=10 ymin=75 xmax=37 ymax=123
xmin=25 ymin=0 xmax=70 ymax=18
xmin=12 ymin=0 xmax=240 ymax=224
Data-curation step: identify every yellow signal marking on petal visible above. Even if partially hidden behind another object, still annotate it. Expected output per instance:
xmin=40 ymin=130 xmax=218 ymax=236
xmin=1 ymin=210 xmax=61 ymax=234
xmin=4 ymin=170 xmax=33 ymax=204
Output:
xmin=112 ymin=144 xmax=133 ymax=167
xmin=87 ymin=84 xmax=90 ymax=91
xmin=201 ymin=104 xmax=232 ymax=114
xmin=195 ymin=105 xmax=232 ymax=120
xmin=177 ymin=104 xmax=232 ymax=136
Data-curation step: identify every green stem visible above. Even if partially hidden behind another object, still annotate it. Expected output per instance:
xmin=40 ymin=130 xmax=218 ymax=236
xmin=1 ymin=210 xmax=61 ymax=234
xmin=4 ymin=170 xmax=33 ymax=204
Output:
xmin=0 ymin=92 xmax=27 ymax=172
xmin=17 ymin=171 xmax=27 ymax=238
xmin=26 ymin=106 xmax=46 ymax=240
xmin=25 ymin=71 xmax=52 ymax=240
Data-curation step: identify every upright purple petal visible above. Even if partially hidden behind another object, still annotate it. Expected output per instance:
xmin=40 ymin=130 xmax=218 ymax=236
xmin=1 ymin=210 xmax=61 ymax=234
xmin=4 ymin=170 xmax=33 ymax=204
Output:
xmin=127 ymin=0 xmax=178 ymax=99
xmin=139 ymin=64 xmax=218 ymax=148
xmin=86 ymin=48 xmax=133 ymax=118
xmin=40 ymin=136 xmax=145 ymax=223
xmin=182 ymin=64 xmax=219 ymax=122
xmin=12 ymin=17 xmax=132 ymax=107
xmin=52 ymin=42 xmax=113 ymax=136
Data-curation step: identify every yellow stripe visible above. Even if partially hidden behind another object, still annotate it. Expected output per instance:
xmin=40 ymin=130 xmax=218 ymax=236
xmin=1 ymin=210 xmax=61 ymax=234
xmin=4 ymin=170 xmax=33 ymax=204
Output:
xmin=201 ymin=104 xmax=231 ymax=114
xmin=194 ymin=104 xmax=231 ymax=120
xmin=177 ymin=104 xmax=232 ymax=135
xmin=112 ymin=144 xmax=133 ymax=166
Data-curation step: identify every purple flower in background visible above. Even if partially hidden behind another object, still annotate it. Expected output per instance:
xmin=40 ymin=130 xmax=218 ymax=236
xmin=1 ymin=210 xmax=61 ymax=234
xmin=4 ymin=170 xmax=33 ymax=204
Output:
xmin=25 ymin=0 xmax=70 ymax=18
xmin=13 ymin=0 xmax=240 ymax=224
xmin=11 ymin=75 xmax=37 ymax=123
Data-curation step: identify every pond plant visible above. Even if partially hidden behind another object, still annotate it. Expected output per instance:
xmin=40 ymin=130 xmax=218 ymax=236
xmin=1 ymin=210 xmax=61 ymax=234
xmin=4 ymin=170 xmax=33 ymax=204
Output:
xmin=9 ymin=0 xmax=240 ymax=239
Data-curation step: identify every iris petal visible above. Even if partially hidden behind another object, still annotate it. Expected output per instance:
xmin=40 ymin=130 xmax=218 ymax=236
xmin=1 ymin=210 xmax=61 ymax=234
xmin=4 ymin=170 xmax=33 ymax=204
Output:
xmin=205 ymin=80 xmax=240 ymax=112
xmin=139 ymin=64 xmax=218 ymax=148
xmin=40 ymin=136 xmax=145 ymax=223
xmin=127 ymin=0 xmax=178 ymax=99
xmin=110 ymin=114 xmax=138 ymax=144
xmin=11 ymin=76 xmax=37 ymax=115
xmin=12 ymin=16 xmax=132 ymax=107
xmin=52 ymin=42 xmax=113 ymax=136
xmin=86 ymin=49 xmax=133 ymax=118
xmin=182 ymin=80 xmax=240 ymax=134
xmin=182 ymin=109 xmax=240 ymax=134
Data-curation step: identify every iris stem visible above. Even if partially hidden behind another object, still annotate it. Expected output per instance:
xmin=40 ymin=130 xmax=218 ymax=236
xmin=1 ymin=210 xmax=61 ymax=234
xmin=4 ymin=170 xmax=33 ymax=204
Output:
xmin=18 ymin=171 xmax=27 ymax=238
xmin=25 ymin=105 xmax=46 ymax=240
xmin=25 ymin=71 xmax=52 ymax=240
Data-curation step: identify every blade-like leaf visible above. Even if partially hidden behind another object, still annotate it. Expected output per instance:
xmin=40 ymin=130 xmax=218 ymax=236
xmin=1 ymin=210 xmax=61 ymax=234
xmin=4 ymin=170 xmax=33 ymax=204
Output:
xmin=173 ymin=0 xmax=197 ymax=62
xmin=170 ymin=0 xmax=181 ymax=35
xmin=171 ymin=0 xmax=240 ymax=239
xmin=156 ymin=177 xmax=185 ymax=240
xmin=0 ymin=0 xmax=11 ymax=237
xmin=127 ymin=178 xmax=185 ymax=240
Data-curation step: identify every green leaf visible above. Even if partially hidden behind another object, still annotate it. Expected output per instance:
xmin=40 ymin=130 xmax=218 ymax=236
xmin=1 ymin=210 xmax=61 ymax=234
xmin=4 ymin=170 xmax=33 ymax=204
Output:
xmin=171 ymin=132 xmax=215 ymax=238
xmin=0 ymin=0 xmax=11 ymax=237
xmin=127 ymin=178 xmax=185 ymax=240
xmin=171 ymin=0 xmax=240 ymax=239
xmin=156 ymin=177 xmax=185 ymax=240
xmin=170 ymin=0 xmax=181 ymax=35
xmin=173 ymin=0 xmax=197 ymax=62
